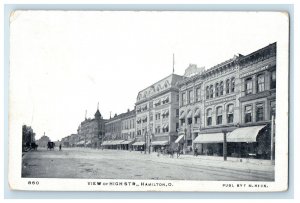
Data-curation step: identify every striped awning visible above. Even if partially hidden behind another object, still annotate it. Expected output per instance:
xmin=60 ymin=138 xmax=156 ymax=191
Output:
xmin=194 ymin=109 xmax=200 ymax=117
xmin=227 ymin=125 xmax=266 ymax=143
xmin=179 ymin=111 xmax=185 ymax=119
xmin=175 ymin=135 xmax=184 ymax=143
xmin=186 ymin=111 xmax=193 ymax=118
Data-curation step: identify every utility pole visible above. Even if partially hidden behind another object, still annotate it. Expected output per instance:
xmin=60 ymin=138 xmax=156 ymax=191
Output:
xmin=222 ymin=130 xmax=228 ymax=161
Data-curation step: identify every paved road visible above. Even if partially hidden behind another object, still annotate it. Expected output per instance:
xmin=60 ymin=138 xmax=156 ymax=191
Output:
xmin=22 ymin=148 xmax=274 ymax=181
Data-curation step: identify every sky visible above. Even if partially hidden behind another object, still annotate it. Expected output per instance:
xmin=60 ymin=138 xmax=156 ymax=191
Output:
xmin=9 ymin=11 xmax=288 ymax=141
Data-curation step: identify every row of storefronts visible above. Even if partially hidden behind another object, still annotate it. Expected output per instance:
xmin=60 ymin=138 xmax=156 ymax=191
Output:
xmin=60 ymin=42 xmax=276 ymax=160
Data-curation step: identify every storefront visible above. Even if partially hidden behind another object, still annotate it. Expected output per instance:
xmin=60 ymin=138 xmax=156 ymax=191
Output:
xmin=132 ymin=141 xmax=145 ymax=151
xmin=151 ymin=140 xmax=169 ymax=152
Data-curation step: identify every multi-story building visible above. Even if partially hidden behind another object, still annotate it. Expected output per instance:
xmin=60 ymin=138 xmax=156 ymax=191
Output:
xmin=134 ymin=73 xmax=184 ymax=152
xmin=177 ymin=43 xmax=276 ymax=159
xmin=103 ymin=113 xmax=123 ymax=149
xmin=77 ymin=107 xmax=106 ymax=148
xmin=120 ymin=109 xmax=136 ymax=150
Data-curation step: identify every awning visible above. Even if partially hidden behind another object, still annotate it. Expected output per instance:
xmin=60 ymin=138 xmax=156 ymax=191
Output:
xmin=132 ymin=141 xmax=145 ymax=146
xmin=154 ymin=99 xmax=161 ymax=105
xmin=193 ymin=133 xmax=224 ymax=144
xmin=151 ymin=140 xmax=169 ymax=146
xmin=77 ymin=140 xmax=85 ymax=145
xmin=163 ymin=124 xmax=169 ymax=129
xmin=85 ymin=140 xmax=92 ymax=145
xmin=179 ymin=111 xmax=185 ymax=119
xmin=175 ymin=135 xmax=184 ymax=143
xmin=163 ymin=109 xmax=169 ymax=116
xmin=112 ymin=140 xmax=125 ymax=145
xmin=121 ymin=140 xmax=135 ymax=145
xmin=101 ymin=141 xmax=112 ymax=146
xmin=186 ymin=111 xmax=193 ymax=118
xmin=227 ymin=125 xmax=266 ymax=143
xmin=194 ymin=109 xmax=200 ymax=117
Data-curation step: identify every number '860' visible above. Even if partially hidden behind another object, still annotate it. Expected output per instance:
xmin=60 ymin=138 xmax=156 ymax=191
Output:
xmin=28 ymin=181 xmax=39 ymax=185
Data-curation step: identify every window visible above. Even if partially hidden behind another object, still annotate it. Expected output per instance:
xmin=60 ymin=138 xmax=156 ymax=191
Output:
xmin=270 ymin=101 xmax=276 ymax=118
xmin=220 ymin=81 xmax=224 ymax=96
xmin=245 ymin=105 xmax=252 ymax=123
xmin=195 ymin=117 xmax=200 ymax=124
xmin=216 ymin=107 xmax=223 ymax=125
xmin=176 ymin=94 xmax=179 ymax=102
xmin=226 ymin=79 xmax=230 ymax=94
xmin=196 ymin=87 xmax=201 ymax=102
xmin=206 ymin=86 xmax=210 ymax=99
xmin=257 ymin=74 xmax=265 ymax=92
xmin=215 ymin=83 xmax=219 ymax=97
xmin=176 ymin=109 xmax=179 ymax=117
xmin=227 ymin=104 xmax=234 ymax=123
xmin=245 ymin=78 xmax=253 ymax=95
xmin=176 ymin=123 xmax=179 ymax=132
xmin=270 ymin=70 xmax=276 ymax=89
xmin=231 ymin=78 xmax=235 ymax=92
xmin=188 ymin=117 xmax=192 ymax=125
xmin=155 ymin=126 xmax=161 ymax=133
xmin=188 ymin=90 xmax=194 ymax=104
xmin=155 ymin=113 xmax=161 ymax=120
xmin=206 ymin=109 xmax=212 ymax=126
xmin=210 ymin=85 xmax=214 ymax=98
xmin=256 ymin=103 xmax=264 ymax=122
xmin=182 ymin=92 xmax=187 ymax=105
xmin=180 ymin=118 xmax=185 ymax=126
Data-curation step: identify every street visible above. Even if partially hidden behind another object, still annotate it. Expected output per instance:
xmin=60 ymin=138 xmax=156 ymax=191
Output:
xmin=22 ymin=148 xmax=274 ymax=181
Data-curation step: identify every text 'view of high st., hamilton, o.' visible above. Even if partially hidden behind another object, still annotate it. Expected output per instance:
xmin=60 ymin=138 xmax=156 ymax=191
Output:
xmin=22 ymin=43 xmax=276 ymax=181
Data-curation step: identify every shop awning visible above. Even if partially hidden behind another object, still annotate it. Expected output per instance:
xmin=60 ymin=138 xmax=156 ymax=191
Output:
xmin=112 ymin=140 xmax=125 ymax=145
xmin=194 ymin=109 xmax=200 ymax=117
xmin=151 ymin=140 xmax=169 ymax=146
xmin=193 ymin=133 xmax=224 ymax=144
xmin=85 ymin=140 xmax=92 ymax=145
xmin=101 ymin=141 xmax=112 ymax=146
xmin=175 ymin=135 xmax=184 ymax=143
xmin=121 ymin=140 xmax=135 ymax=145
xmin=227 ymin=125 xmax=266 ymax=143
xmin=132 ymin=141 xmax=145 ymax=146
xmin=186 ymin=111 xmax=193 ymax=118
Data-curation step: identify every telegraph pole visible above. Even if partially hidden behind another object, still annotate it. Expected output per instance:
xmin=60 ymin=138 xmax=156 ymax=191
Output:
xmin=222 ymin=130 xmax=228 ymax=161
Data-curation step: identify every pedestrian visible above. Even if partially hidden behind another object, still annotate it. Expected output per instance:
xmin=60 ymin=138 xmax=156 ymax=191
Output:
xmin=176 ymin=146 xmax=181 ymax=158
xmin=59 ymin=144 xmax=62 ymax=151
xmin=194 ymin=148 xmax=198 ymax=156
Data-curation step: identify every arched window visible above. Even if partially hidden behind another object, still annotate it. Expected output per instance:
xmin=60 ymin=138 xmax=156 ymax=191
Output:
xmin=206 ymin=86 xmax=210 ymax=99
xmin=206 ymin=108 xmax=212 ymax=126
xmin=220 ymin=81 xmax=224 ymax=96
xmin=226 ymin=79 xmax=230 ymax=94
xmin=210 ymin=85 xmax=214 ymax=98
xmin=231 ymin=78 xmax=235 ymax=92
xmin=216 ymin=106 xmax=223 ymax=125
xmin=215 ymin=83 xmax=219 ymax=97
xmin=227 ymin=104 xmax=234 ymax=123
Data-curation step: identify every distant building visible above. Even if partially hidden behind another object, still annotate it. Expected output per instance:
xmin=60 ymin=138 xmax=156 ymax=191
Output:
xmin=77 ymin=107 xmax=106 ymax=148
xmin=36 ymin=133 xmax=51 ymax=148
xmin=103 ymin=113 xmax=123 ymax=149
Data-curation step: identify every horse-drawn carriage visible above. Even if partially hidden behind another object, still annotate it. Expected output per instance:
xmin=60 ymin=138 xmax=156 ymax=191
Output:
xmin=47 ymin=142 xmax=55 ymax=150
xmin=24 ymin=142 xmax=38 ymax=151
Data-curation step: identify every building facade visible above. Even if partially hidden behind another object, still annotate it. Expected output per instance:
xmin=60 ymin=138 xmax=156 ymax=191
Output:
xmin=135 ymin=74 xmax=184 ymax=152
xmin=177 ymin=43 xmax=276 ymax=159
xmin=36 ymin=133 xmax=50 ymax=148
xmin=120 ymin=109 xmax=136 ymax=150
xmin=77 ymin=107 xmax=106 ymax=148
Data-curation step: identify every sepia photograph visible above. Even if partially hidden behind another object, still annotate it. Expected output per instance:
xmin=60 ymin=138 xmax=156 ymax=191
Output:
xmin=8 ymin=11 xmax=289 ymax=191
